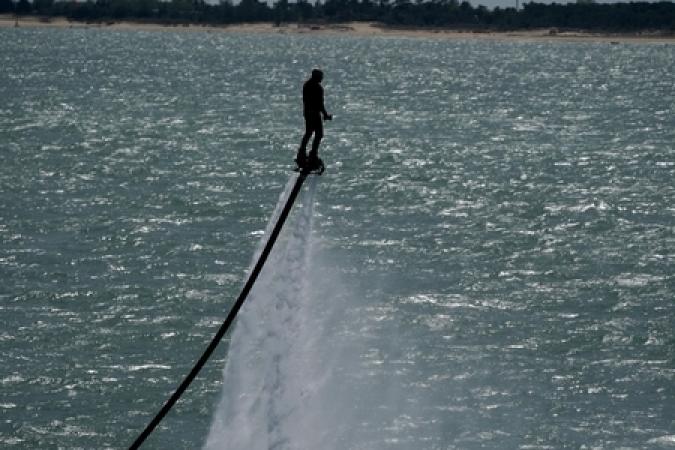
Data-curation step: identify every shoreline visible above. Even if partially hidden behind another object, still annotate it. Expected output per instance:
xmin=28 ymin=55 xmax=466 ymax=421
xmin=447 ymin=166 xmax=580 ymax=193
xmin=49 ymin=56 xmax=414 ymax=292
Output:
xmin=2 ymin=15 xmax=674 ymax=43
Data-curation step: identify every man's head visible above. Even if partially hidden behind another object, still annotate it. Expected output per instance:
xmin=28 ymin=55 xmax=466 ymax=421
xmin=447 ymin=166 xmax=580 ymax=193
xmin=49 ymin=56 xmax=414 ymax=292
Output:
xmin=311 ymin=69 xmax=324 ymax=83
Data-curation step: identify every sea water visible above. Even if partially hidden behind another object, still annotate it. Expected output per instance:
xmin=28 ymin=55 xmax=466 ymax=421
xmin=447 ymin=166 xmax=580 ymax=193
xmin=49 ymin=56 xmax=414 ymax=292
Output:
xmin=1 ymin=27 xmax=674 ymax=449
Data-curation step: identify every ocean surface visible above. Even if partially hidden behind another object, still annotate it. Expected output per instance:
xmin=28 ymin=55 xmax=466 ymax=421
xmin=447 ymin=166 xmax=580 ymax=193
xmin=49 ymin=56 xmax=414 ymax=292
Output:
xmin=1 ymin=27 xmax=674 ymax=449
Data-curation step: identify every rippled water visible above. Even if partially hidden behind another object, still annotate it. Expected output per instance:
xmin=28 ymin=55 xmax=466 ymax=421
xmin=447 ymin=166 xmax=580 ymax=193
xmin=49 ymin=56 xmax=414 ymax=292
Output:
xmin=1 ymin=27 xmax=674 ymax=449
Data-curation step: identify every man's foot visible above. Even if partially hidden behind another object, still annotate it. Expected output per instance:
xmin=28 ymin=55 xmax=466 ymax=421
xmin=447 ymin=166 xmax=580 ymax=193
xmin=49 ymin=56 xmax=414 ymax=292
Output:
xmin=306 ymin=155 xmax=324 ymax=174
xmin=307 ymin=153 xmax=320 ymax=169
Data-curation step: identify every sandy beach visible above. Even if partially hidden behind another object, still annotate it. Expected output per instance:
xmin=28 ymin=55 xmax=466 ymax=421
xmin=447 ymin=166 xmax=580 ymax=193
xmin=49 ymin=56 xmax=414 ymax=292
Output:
xmin=1 ymin=14 xmax=674 ymax=43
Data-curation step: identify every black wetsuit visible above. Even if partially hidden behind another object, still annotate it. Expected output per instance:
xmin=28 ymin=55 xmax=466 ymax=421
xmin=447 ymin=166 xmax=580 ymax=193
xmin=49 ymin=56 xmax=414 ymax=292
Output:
xmin=299 ymin=78 xmax=328 ymax=159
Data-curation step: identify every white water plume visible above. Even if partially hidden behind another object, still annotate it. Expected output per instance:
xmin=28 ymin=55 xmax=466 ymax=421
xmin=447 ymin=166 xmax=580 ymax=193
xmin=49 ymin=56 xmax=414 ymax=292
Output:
xmin=204 ymin=175 xmax=340 ymax=450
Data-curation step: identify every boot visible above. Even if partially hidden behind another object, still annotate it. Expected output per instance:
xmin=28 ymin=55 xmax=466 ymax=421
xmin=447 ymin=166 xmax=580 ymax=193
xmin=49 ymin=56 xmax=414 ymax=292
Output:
xmin=307 ymin=152 xmax=320 ymax=170
xmin=295 ymin=149 xmax=307 ymax=168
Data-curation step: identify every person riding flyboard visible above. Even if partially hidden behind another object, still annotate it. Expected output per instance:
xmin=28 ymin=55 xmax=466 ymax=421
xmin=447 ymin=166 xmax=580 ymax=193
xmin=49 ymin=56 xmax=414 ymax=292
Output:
xmin=296 ymin=69 xmax=331 ymax=174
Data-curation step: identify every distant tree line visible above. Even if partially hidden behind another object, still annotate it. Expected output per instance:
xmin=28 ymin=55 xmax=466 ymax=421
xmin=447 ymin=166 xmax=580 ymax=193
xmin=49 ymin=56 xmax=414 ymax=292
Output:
xmin=2 ymin=0 xmax=675 ymax=31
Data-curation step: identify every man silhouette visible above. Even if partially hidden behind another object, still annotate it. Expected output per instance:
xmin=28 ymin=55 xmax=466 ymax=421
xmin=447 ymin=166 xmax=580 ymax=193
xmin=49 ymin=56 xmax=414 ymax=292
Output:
xmin=296 ymin=69 xmax=332 ymax=170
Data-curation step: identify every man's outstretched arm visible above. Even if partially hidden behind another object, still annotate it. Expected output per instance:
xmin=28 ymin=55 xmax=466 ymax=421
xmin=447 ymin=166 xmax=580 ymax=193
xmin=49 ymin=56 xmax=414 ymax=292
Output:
xmin=321 ymin=94 xmax=332 ymax=120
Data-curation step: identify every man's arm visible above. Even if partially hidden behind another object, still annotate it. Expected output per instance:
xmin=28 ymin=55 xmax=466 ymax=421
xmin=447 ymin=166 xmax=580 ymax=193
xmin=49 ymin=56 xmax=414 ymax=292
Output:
xmin=320 ymin=86 xmax=332 ymax=120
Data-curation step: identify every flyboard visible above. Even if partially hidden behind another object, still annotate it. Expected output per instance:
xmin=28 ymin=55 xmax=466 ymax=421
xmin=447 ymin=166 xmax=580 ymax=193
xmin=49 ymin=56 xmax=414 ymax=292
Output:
xmin=293 ymin=156 xmax=325 ymax=175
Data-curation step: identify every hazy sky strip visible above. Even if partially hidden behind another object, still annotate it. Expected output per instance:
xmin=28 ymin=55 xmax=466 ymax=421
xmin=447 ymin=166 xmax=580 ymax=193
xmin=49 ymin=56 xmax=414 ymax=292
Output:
xmin=213 ymin=0 xmax=666 ymax=11
xmin=468 ymin=0 xmax=660 ymax=11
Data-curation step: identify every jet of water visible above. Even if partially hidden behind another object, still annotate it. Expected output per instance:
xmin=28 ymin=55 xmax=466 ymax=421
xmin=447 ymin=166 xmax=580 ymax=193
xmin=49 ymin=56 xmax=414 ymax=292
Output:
xmin=204 ymin=176 xmax=337 ymax=450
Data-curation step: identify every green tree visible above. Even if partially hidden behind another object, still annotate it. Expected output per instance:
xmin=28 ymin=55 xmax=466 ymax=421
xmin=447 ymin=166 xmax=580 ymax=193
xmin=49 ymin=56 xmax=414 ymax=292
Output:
xmin=273 ymin=0 xmax=290 ymax=24
xmin=15 ymin=0 xmax=32 ymax=14
xmin=296 ymin=0 xmax=314 ymax=21
xmin=214 ymin=0 xmax=236 ymax=23
xmin=33 ymin=0 xmax=55 ymax=14
xmin=0 ymin=0 xmax=13 ymax=13
xmin=235 ymin=0 xmax=270 ymax=22
xmin=133 ymin=0 xmax=158 ymax=18
xmin=168 ymin=0 xmax=194 ymax=19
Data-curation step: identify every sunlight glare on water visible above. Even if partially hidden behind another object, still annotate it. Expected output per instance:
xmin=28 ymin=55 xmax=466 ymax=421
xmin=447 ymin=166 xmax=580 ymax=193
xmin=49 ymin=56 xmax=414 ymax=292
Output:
xmin=1 ymin=27 xmax=674 ymax=449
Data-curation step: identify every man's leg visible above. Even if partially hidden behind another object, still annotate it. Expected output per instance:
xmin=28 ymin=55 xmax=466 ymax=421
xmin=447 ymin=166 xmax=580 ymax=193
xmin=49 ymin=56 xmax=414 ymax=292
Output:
xmin=297 ymin=124 xmax=313 ymax=165
xmin=299 ymin=130 xmax=312 ymax=154
xmin=308 ymin=120 xmax=324 ymax=161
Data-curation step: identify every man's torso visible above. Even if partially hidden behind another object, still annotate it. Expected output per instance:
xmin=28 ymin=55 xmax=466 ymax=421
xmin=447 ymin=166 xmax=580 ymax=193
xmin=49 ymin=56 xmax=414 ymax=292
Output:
xmin=303 ymin=80 xmax=323 ymax=115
